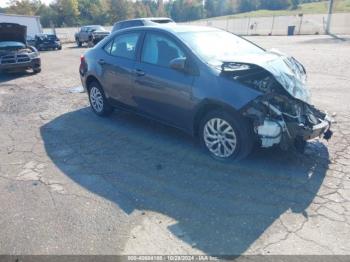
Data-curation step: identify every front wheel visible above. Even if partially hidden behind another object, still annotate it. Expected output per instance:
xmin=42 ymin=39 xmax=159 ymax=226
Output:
xmin=33 ymin=67 xmax=41 ymax=74
xmin=88 ymin=81 xmax=113 ymax=116
xmin=76 ymin=38 xmax=82 ymax=47
xmin=199 ymin=110 xmax=254 ymax=161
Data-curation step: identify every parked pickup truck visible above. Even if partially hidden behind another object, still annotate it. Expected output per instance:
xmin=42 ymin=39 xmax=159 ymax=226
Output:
xmin=0 ymin=23 xmax=41 ymax=74
xmin=75 ymin=25 xmax=110 ymax=47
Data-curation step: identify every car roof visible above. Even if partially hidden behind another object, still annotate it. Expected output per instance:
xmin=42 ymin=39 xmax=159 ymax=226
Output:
xmin=83 ymin=25 xmax=103 ymax=28
xmin=115 ymin=24 xmax=220 ymax=35
xmin=37 ymin=33 xmax=56 ymax=36
xmin=115 ymin=17 xmax=174 ymax=24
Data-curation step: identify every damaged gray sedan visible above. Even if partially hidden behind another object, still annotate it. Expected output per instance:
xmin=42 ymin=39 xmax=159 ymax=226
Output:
xmin=80 ymin=25 xmax=332 ymax=161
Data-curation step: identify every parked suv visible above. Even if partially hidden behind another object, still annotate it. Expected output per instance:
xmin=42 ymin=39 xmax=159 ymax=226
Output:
xmin=79 ymin=25 xmax=332 ymax=161
xmin=0 ymin=23 xmax=41 ymax=74
xmin=112 ymin=17 xmax=175 ymax=32
xmin=34 ymin=34 xmax=62 ymax=51
xmin=75 ymin=25 xmax=110 ymax=47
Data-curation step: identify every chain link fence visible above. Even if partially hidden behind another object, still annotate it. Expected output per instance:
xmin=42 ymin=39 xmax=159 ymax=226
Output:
xmin=184 ymin=13 xmax=350 ymax=36
xmin=44 ymin=13 xmax=350 ymax=43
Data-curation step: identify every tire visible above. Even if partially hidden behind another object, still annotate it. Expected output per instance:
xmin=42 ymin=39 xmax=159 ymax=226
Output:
xmin=199 ymin=110 xmax=254 ymax=161
xmin=88 ymin=81 xmax=113 ymax=116
xmin=33 ymin=67 xmax=41 ymax=74
xmin=76 ymin=38 xmax=82 ymax=47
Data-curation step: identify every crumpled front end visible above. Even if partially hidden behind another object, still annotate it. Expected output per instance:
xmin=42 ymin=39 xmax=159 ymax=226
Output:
xmin=220 ymin=51 xmax=333 ymax=152
xmin=241 ymin=94 xmax=333 ymax=152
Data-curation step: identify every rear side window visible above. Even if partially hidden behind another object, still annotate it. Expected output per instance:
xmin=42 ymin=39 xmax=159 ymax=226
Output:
xmin=124 ymin=20 xmax=143 ymax=28
xmin=113 ymin=20 xmax=143 ymax=32
xmin=103 ymin=40 xmax=113 ymax=53
xmin=106 ymin=33 xmax=140 ymax=60
xmin=141 ymin=33 xmax=185 ymax=67
xmin=151 ymin=19 xmax=173 ymax=24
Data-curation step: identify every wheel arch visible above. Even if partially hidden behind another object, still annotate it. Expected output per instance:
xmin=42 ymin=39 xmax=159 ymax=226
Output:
xmin=193 ymin=99 xmax=242 ymax=137
xmin=86 ymin=75 xmax=101 ymax=92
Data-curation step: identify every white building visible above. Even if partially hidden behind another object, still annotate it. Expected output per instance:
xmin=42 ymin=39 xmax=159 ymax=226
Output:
xmin=0 ymin=13 xmax=43 ymax=37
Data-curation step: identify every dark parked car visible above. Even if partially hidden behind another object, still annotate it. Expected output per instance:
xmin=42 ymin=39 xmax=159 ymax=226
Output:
xmin=79 ymin=25 xmax=332 ymax=161
xmin=34 ymin=34 xmax=62 ymax=51
xmin=26 ymin=35 xmax=36 ymax=46
xmin=75 ymin=25 xmax=110 ymax=47
xmin=112 ymin=17 xmax=175 ymax=32
xmin=0 ymin=23 xmax=41 ymax=74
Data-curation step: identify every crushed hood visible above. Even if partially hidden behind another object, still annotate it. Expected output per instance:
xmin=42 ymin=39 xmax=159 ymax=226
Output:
xmin=0 ymin=23 xmax=27 ymax=44
xmin=216 ymin=49 xmax=311 ymax=103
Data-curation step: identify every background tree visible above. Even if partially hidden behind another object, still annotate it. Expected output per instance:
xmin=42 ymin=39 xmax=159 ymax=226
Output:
xmin=6 ymin=0 xmax=41 ymax=15
xmin=2 ymin=0 xmax=323 ymax=27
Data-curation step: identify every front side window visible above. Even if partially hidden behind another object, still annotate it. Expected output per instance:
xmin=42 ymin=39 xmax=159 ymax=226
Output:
xmin=141 ymin=33 xmax=185 ymax=68
xmin=108 ymin=33 xmax=140 ymax=60
xmin=87 ymin=26 xmax=105 ymax=32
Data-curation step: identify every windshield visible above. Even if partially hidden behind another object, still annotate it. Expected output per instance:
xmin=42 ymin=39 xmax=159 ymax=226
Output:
xmin=179 ymin=30 xmax=265 ymax=64
xmin=87 ymin=26 xmax=105 ymax=32
xmin=47 ymin=35 xmax=58 ymax=40
xmin=37 ymin=34 xmax=58 ymax=40
xmin=0 ymin=41 xmax=26 ymax=50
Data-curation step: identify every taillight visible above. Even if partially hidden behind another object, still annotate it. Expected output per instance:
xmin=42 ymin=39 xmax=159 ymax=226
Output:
xmin=79 ymin=55 xmax=86 ymax=74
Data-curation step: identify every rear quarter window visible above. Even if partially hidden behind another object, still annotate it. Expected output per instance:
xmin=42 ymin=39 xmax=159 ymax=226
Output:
xmin=113 ymin=20 xmax=144 ymax=32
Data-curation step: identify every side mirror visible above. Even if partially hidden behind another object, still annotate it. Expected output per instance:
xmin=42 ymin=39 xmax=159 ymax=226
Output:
xmin=169 ymin=57 xmax=187 ymax=72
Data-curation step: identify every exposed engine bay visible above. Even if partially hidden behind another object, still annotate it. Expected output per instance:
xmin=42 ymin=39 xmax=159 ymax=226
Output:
xmin=221 ymin=50 xmax=333 ymax=152
xmin=0 ymin=23 xmax=41 ymax=73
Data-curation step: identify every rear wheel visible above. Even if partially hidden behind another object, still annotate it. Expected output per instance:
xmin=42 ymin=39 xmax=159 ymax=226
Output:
xmin=199 ymin=110 xmax=254 ymax=161
xmin=88 ymin=81 xmax=113 ymax=116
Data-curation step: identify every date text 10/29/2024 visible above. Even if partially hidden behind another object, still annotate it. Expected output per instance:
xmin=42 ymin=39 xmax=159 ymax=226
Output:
xmin=127 ymin=255 xmax=219 ymax=261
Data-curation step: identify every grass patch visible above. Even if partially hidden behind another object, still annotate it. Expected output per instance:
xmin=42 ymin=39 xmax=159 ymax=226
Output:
xmin=204 ymin=0 xmax=350 ymax=20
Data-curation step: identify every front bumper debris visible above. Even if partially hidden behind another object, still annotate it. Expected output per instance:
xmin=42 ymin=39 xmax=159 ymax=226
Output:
xmin=242 ymin=95 xmax=333 ymax=152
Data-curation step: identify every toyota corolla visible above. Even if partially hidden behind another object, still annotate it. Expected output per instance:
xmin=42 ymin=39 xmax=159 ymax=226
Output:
xmin=79 ymin=25 xmax=332 ymax=161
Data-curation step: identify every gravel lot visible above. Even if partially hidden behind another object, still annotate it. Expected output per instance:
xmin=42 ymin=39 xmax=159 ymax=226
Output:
xmin=0 ymin=35 xmax=350 ymax=256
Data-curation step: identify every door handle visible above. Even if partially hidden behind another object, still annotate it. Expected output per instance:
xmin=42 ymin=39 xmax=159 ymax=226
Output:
xmin=98 ymin=59 xmax=105 ymax=65
xmin=134 ymin=69 xmax=145 ymax=77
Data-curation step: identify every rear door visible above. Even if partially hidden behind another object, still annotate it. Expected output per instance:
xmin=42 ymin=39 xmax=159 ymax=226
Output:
xmin=132 ymin=31 xmax=195 ymax=130
xmin=100 ymin=31 xmax=142 ymax=106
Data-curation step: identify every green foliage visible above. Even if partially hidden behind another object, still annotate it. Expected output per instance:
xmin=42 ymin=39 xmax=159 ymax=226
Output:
xmin=3 ymin=0 xmax=344 ymax=27
xmin=6 ymin=0 xmax=41 ymax=15
xmin=171 ymin=0 xmax=205 ymax=21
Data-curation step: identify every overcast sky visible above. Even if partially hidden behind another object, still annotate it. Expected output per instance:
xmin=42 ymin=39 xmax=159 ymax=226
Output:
xmin=0 ymin=0 xmax=53 ymax=8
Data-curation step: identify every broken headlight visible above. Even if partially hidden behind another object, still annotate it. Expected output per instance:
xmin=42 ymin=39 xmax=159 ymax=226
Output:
xmin=245 ymin=76 xmax=276 ymax=93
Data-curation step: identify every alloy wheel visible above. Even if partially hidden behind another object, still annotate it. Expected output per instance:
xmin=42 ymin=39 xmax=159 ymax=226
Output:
xmin=203 ymin=118 xmax=237 ymax=158
xmin=89 ymin=86 xmax=104 ymax=113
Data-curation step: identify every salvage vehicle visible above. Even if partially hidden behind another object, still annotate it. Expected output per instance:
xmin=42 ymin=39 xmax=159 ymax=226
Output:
xmin=0 ymin=23 xmax=41 ymax=74
xmin=79 ymin=25 xmax=332 ymax=161
xmin=112 ymin=17 xmax=175 ymax=32
xmin=34 ymin=34 xmax=62 ymax=51
xmin=75 ymin=25 xmax=110 ymax=47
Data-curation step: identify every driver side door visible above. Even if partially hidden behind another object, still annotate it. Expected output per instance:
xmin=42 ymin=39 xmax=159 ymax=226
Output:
xmin=132 ymin=32 xmax=196 ymax=130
